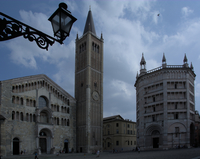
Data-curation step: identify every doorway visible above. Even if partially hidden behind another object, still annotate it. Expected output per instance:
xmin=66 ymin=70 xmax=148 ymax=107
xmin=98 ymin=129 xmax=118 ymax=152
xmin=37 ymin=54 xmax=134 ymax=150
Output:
xmin=39 ymin=131 xmax=47 ymax=153
xmin=39 ymin=138 xmax=47 ymax=153
xmin=153 ymin=138 xmax=159 ymax=148
xmin=64 ymin=139 xmax=68 ymax=153
xmin=13 ymin=138 xmax=19 ymax=155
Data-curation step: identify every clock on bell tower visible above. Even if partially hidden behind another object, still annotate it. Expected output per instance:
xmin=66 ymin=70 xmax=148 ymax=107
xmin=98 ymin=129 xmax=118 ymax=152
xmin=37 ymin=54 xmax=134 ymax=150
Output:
xmin=75 ymin=8 xmax=104 ymax=153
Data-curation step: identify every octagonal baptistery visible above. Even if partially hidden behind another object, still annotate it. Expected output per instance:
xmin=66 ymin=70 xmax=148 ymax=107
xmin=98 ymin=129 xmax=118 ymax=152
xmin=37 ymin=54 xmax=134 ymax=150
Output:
xmin=134 ymin=53 xmax=196 ymax=150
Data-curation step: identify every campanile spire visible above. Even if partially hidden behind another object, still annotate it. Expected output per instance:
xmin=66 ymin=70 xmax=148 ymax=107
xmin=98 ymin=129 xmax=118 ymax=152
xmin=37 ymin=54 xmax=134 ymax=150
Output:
xmin=83 ymin=9 xmax=96 ymax=35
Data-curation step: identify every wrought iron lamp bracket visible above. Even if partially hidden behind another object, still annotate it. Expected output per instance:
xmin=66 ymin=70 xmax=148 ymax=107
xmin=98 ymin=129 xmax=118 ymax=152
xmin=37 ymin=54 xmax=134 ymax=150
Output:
xmin=0 ymin=12 xmax=62 ymax=50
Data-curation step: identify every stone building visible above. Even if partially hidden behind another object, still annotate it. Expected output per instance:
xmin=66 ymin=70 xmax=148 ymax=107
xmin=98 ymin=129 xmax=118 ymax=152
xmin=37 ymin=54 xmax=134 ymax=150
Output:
xmin=103 ymin=115 xmax=137 ymax=152
xmin=194 ymin=111 xmax=200 ymax=147
xmin=0 ymin=74 xmax=76 ymax=156
xmin=0 ymin=9 xmax=104 ymax=156
xmin=134 ymin=53 xmax=196 ymax=150
xmin=75 ymin=8 xmax=104 ymax=153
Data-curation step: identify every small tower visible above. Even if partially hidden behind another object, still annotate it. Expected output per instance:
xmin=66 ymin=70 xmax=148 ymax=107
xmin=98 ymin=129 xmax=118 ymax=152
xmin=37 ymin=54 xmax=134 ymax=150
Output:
xmin=162 ymin=53 xmax=167 ymax=68
xmin=140 ymin=53 xmax=146 ymax=75
xmin=183 ymin=54 xmax=189 ymax=67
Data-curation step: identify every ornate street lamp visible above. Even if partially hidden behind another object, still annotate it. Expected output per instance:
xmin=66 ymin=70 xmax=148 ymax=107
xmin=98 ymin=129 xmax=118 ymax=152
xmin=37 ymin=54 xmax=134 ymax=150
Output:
xmin=0 ymin=2 xmax=77 ymax=50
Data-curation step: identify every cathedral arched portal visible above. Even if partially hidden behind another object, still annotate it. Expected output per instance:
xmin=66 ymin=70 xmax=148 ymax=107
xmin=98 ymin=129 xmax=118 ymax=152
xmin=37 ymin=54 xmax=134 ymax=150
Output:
xmin=145 ymin=124 xmax=163 ymax=148
xmin=39 ymin=128 xmax=52 ymax=154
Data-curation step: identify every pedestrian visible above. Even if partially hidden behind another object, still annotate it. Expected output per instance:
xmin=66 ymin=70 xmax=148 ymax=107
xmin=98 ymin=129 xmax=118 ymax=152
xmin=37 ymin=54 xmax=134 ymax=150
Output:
xmin=35 ymin=152 xmax=38 ymax=159
xmin=96 ymin=150 xmax=100 ymax=157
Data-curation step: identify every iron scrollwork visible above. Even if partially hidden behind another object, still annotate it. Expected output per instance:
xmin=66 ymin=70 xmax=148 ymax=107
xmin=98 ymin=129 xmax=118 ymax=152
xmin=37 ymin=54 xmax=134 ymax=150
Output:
xmin=0 ymin=12 xmax=59 ymax=50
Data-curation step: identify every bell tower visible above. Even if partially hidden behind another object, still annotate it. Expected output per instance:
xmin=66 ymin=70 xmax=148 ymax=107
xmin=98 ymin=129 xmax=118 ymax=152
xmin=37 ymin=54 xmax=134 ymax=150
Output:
xmin=75 ymin=9 xmax=104 ymax=153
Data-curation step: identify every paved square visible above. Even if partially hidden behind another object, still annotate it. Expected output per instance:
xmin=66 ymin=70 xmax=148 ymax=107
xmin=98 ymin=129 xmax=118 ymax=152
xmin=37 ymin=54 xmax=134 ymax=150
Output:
xmin=2 ymin=148 xmax=200 ymax=159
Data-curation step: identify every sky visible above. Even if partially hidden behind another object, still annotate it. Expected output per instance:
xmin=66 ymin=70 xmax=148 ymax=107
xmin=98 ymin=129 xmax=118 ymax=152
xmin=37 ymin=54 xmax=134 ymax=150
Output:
xmin=0 ymin=0 xmax=200 ymax=121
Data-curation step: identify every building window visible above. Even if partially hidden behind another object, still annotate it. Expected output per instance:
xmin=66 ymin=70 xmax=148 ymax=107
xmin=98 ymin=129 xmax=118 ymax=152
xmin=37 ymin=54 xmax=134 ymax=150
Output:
xmin=107 ymin=142 xmax=110 ymax=147
xmin=20 ymin=112 xmax=23 ymax=121
xmin=81 ymin=83 xmax=83 ymax=87
xmin=127 ymin=130 xmax=129 ymax=134
xmin=175 ymin=103 xmax=177 ymax=109
xmin=174 ymin=113 xmax=178 ymax=119
xmin=127 ymin=124 xmax=130 ymax=128
xmin=153 ymin=106 xmax=155 ymax=112
xmin=12 ymin=111 xmax=15 ymax=120
xmin=134 ymin=141 xmax=136 ymax=145
xmin=116 ymin=129 xmax=119 ymax=134
xmin=116 ymin=141 xmax=119 ymax=146
xmin=131 ymin=141 xmax=132 ymax=145
xmin=67 ymin=119 xmax=70 ymax=126
xmin=94 ymin=82 xmax=97 ymax=87
xmin=128 ymin=141 xmax=129 ymax=145
xmin=39 ymin=96 xmax=48 ymax=108
xmin=57 ymin=118 xmax=59 ymax=125
xmin=175 ymin=127 xmax=179 ymax=137
xmin=152 ymin=115 xmax=155 ymax=121
xmin=116 ymin=123 xmax=119 ymax=127
xmin=108 ymin=130 xmax=110 ymax=135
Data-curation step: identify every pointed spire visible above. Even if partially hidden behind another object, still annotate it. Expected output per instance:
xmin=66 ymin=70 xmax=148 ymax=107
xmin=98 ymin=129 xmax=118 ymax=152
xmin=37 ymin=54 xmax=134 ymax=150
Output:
xmin=101 ymin=32 xmax=103 ymax=40
xmin=190 ymin=62 xmax=194 ymax=70
xmin=140 ymin=53 xmax=147 ymax=75
xmin=162 ymin=53 xmax=166 ymax=63
xmin=76 ymin=32 xmax=79 ymax=40
xmin=136 ymin=71 xmax=139 ymax=79
xmin=162 ymin=53 xmax=167 ymax=68
xmin=183 ymin=53 xmax=188 ymax=63
xmin=140 ymin=53 xmax=146 ymax=65
xmin=83 ymin=8 xmax=96 ymax=35
xmin=183 ymin=53 xmax=188 ymax=68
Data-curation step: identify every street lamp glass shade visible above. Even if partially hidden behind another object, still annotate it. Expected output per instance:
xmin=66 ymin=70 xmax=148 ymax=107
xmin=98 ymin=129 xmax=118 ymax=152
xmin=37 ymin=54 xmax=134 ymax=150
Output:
xmin=48 ymin=3 xmax=77 ymax=43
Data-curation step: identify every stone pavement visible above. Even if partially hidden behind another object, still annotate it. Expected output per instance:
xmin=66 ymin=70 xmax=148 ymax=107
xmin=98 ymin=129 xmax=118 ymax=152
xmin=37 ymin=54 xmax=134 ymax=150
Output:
xmin=2 ymin=148 xmax=200 ymax=159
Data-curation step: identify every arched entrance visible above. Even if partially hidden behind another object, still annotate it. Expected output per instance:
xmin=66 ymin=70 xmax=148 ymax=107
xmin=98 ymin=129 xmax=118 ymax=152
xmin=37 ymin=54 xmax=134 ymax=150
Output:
xmin=64 ymin=139 xmax=69 ymax=153
xmin=39 ymin=129 xmax=52 ymax=154
xmin=152 ymin=130 xmax=160 ymax=148
xmin=13 ymin=138 xmax=19 ymax=155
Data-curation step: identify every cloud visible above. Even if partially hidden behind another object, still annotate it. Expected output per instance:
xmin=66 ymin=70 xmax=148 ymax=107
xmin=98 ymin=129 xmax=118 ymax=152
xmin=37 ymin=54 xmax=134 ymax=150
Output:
xmin=181 ymin=7 xmax=193 ymax=17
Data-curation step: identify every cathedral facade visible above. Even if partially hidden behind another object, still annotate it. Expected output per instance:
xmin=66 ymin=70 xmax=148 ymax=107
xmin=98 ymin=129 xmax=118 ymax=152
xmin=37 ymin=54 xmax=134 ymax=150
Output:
xmin=134 ymin=54 xmax=196 ymax=150
xmin=0 ymin=9 xmax=103 ymax=156
xmin=0 ymin=74 xmax=76 ymax=156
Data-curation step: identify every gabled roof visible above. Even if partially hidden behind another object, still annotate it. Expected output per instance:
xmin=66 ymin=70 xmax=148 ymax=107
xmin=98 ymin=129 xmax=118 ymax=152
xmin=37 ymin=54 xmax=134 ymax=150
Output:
xmin=83 ymin=9 xmax=96 ymax=35
xmin=103 ymin=115 xmax=124 ymax=121
xmin=1 ymin=74 xmax=75 ymax=101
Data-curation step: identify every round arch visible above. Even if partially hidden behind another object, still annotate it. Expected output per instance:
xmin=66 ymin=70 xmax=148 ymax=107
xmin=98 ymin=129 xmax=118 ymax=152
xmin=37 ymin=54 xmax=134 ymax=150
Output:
xmin=39 ymin=128 xmax=53 ymax=154
xmin=39 ymin=96 xmax=48 ymax=109
xmin=145 ymin=124 xmax=163 ymax=135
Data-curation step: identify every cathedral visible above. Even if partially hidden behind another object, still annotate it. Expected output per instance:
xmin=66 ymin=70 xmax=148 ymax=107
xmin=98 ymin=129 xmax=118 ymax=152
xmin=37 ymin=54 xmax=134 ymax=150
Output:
xmin=135 ymin=53 xmax=196 ymax=150
xmin=0 ymin=9 xmax=103 ymax=156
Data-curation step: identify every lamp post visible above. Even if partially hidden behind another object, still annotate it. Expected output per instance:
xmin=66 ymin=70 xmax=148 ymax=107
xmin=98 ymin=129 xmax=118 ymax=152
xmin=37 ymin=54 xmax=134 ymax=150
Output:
xmin=0 ymin=2 xmax=77 ymax=50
